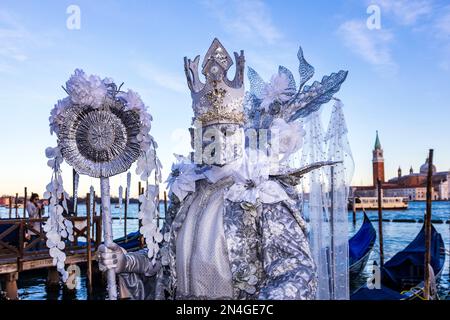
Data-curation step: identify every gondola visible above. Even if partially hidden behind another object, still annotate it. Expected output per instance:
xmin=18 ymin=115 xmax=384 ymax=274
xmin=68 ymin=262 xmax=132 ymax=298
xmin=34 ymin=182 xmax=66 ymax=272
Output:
xmin=113 ymin=231 xmax=142 ymax=251
xmin=75 ymin=230 xmax=142 ymax=251
xmin=351 ymin=223 xmax=446 ymax=300
xmin=349 ymin=212 xmax=376 ymax=280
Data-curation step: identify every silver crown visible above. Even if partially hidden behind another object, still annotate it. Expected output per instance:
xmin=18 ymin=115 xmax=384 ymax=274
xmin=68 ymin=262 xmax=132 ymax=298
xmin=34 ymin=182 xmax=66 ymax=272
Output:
xmin=184 ymin=38 xmax=245 ymax=126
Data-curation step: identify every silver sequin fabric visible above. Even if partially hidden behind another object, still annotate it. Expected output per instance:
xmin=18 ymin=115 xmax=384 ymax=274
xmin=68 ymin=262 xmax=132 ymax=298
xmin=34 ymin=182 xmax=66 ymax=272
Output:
xmin=119 ymin=177 xmax=318 ymax=300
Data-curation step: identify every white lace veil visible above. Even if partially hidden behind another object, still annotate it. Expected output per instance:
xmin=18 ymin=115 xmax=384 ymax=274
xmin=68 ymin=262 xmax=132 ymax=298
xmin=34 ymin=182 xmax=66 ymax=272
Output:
xmin=300 ymin=99 xmax=354 ymax=299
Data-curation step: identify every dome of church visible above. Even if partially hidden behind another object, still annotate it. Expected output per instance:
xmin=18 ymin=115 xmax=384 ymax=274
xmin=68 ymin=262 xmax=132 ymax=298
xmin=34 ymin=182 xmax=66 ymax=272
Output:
xmin=420 ymin=158 xmax=436 ymax=174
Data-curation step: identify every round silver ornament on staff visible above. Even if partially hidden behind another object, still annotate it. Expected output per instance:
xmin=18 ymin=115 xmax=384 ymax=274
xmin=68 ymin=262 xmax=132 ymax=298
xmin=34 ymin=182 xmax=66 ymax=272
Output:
xmin=48 ymin=69 xmax=161 ymax=299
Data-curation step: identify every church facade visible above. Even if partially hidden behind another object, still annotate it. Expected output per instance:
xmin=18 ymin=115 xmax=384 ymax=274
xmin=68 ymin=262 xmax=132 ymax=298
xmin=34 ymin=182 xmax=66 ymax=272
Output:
xmin=352 ymin=132 xmax=449 ymax=201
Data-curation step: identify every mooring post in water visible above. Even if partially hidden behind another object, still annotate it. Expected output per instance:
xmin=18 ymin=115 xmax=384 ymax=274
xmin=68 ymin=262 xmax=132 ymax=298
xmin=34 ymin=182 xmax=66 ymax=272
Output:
xmin=124 ymin=187 xmax=128 ymax=241
xmin=164 ymin=191 xmax=168 ymax=228
xmin=138 ymin=182 xmax=144 ymax=247
xmin=156 ymin=193 xmax=160 ymax=229
xmin=47 ymin=267 xmax=60 ymax=289
xmin=138 ymin=182 xmax=142 ymax=206
xmin=15 ymin=193 xmax=18 ymax=218
xmin=86 ymin=192 xmax=93 ymax=296
xmin=93 ymin=190 xmax=96 ymax=216
xmin=4 ymin=272 xmax=19 ymax=300
xmin=23 ymin=187 xmax=27 ymax=219
xmin=86 ymin=193 xmax=91 ymax=218
xmin=8 ymin=196 xmax=12 ymax=219
xmin=424 ymin=149 xmax=434 ymax=300
xmin=352 ymin=198 xmax=356 ymax=225
xmin=72 ymin=169 xmax=77 ymax=216
xmin=377 ymin=178 xmax=384 ymax=267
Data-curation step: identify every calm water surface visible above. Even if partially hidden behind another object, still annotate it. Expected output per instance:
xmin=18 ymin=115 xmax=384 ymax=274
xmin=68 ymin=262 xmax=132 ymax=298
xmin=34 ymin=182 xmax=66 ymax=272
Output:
xmin=0 ymin=201 xmax=448 ymax=299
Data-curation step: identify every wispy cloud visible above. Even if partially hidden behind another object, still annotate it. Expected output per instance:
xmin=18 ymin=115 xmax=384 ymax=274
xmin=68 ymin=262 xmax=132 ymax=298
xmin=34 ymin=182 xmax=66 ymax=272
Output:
xmin=370 ymin=0 xmax=433 ymax=25
xmin=433 ymin=6 xmax=450 ymax=70
xmin=203 ymin=0 xmax=282 ymax=45
xmin=363 ymin=1 xmax=450 ymax=72
xmin=337 ymin=20 xmax=397 ymax=73
xmin=0 ymin=9 xmax=29 ymax=65
xmin=434 ymin=5 xmax=450 ymax=37
xmin=131 ymin=61 xmax=186 ymax=94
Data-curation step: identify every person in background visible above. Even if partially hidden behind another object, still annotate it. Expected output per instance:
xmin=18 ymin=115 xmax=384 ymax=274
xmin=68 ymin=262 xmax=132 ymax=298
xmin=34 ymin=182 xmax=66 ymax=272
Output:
xmin=26 ymin=193 xmax=42 ymax=246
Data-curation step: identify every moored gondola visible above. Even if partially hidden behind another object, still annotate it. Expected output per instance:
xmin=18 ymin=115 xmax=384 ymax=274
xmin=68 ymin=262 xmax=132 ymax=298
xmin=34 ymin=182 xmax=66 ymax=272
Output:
xmin=351 ymin=223 xmax=446 ymax=300
xmin=113 ymin=231 xmax=141 ymax=251
xmin=349 ymin=212 xmax=376 ymax=280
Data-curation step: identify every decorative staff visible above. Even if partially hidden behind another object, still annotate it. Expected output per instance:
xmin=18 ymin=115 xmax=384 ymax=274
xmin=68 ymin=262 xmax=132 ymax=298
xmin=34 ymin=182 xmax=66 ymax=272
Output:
xmin=45 ymin=69 xmax=162 ymax=299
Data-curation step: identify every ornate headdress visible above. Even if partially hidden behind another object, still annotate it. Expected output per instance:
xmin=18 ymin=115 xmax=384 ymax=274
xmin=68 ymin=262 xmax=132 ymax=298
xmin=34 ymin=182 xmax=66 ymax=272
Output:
xmin=184 ymin=38 xmax=245 ymax=126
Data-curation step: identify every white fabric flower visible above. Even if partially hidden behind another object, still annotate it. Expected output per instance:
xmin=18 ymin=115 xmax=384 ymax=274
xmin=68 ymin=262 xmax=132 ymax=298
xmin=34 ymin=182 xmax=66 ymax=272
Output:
xmin=118 ymin=89 xmax=146 ymax=112
xmin=138 ymin=186 xmax=163 ymax=263
xmin=65 ymin=69 xmax=107 ymax=108
xmin=43 ymin=147 xmax=73 ymax=281
xmin=268 ymin=220 xmax=285 ymax=237
xmin=166 ymin=154 xmax=203 ymax=201
xmin=45 ymin=146 xmax=61 ymax=159
xmin=136 ymin=151 xmax=157 ymax=181
xmin=226 ymin=150 xmax=289 ymax=205
xmin=49 ymin=97 xmax=71 ymax=135
xmin=260 ymin=73 xmax=294 ymax=112
xmin=284 ymin=283 xmax=298 ymax=298
xmin=270 ymin=118 xmax=305 ymax=161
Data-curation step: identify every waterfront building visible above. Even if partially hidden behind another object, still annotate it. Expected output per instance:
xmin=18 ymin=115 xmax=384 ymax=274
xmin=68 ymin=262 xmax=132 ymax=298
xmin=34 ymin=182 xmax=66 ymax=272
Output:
xmin=352 ymin=132 xmax=449 ymax=201
xmin=0 ymin=196 xmax=12 ymax=206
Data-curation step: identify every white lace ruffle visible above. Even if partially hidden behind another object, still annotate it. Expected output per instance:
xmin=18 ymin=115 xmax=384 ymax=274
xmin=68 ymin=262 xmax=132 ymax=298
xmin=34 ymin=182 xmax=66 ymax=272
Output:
xmin=226 ymin=180 xmax=289 ymax=205
xmin=225 ymin=150 xmax=289 ymax=205
xmin=166 ymin=154 xmax=203 ymax=201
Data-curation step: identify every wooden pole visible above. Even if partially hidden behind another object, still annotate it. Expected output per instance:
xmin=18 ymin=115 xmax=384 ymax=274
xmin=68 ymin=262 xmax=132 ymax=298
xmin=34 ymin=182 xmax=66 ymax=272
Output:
xmin=138 ymin=182 xmax=142 ymax=215
xmin=15 ymin=193 xmax=19 ymax=218
xmin=138 ymin=182 xmax=142 ymax=199
xmin=23 ymin=187 xmax=27 ymax=219
xmin=156 ymin=193 xmax=160 ymax=229
xmin=138 ymin=182 xmax=143 ymax=248
xmin=377 ymin=178 xmax=384 ymax=267
xmin=72 ymin=169 xmax=76 ymax=216
xmin=8 ymin=196 xmax=12 ymax=219
xmin=86 ymin=193 xmax=91 ymax=224
xmin=163 ymin=191 xmax=168 ymax=227
xmin=86 ymin=192 xmax=93 ymax=296
xmin=4 ymin=272 xmax=19 ymax=300
xmin=124 ymin=187 xmax=128 ymax=241
xmin=424 ymin=149 xmax=434 ymax=300
xmin=92 ymin=191 xmax=96 ymax=216
xmin=352 ymin=198 xmax=356 ymax=225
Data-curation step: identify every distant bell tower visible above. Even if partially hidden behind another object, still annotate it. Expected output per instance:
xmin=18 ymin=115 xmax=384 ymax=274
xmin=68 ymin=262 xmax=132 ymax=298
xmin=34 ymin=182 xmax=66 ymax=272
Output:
xmin=398 ymin=166 xmax=402 ymax=178
xmin=372 ymin=131 xmax=385 ymax=186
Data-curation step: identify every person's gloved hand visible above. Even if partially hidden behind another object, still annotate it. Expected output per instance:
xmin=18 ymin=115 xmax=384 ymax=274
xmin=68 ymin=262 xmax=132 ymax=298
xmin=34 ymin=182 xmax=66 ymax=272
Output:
xmin=97 ymin=243 xmax=127 ymax=273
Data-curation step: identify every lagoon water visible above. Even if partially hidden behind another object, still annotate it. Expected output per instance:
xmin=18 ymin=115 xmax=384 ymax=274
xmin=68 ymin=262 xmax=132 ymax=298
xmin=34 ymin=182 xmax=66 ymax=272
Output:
xmin=0 ymin=201 xmax=448 ymax=300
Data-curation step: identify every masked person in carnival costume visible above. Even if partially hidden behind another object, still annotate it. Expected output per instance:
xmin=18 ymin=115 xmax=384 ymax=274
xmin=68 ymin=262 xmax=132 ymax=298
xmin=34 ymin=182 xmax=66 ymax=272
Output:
xmin=98 ymin=38 xmax=349 ymax=300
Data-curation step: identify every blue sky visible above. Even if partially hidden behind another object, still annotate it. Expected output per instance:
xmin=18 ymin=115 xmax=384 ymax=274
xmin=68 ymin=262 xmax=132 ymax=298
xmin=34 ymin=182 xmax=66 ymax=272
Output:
xmin=0 ymin=0 xmax=449 ymax=197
